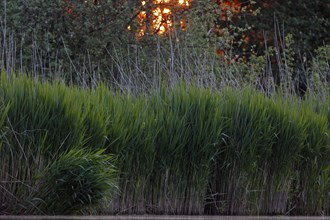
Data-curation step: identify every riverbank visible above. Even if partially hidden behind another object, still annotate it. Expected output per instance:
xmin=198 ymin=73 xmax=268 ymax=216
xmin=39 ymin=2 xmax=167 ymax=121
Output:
xmin=1 ymin=215 xmax=330 ymax=220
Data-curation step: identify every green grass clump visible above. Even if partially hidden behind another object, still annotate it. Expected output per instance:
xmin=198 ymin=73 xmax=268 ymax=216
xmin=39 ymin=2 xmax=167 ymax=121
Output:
xmin=32 ymin=149 xmax=117 ymax=214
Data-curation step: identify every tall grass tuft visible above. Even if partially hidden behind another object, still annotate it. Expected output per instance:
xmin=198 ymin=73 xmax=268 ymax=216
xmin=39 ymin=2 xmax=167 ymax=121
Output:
xmin=31 ymin=149 xmax=117 ymax=214
xmin=145 ymin=84 xmax=224 ymax=214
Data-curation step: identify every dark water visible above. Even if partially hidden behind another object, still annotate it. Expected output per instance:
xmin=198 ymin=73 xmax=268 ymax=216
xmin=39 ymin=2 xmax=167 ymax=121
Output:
xmin=1 ymin=216 xmax=330 ymax=220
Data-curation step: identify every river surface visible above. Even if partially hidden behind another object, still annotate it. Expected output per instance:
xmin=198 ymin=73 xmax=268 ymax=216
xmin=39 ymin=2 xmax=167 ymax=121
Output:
xmin=1 ymin=216 xmax=330 ymax=220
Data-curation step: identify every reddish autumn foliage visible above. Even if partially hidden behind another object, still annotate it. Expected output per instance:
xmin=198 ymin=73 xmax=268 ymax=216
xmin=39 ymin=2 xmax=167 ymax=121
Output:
xmin=216 ymin=0 xmax=241 ymax=20
xmin=63 ymin=0 xmax=76 ymax=15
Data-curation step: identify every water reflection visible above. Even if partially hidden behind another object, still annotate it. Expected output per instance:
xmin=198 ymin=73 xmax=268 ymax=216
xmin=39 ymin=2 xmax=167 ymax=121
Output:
xmin=1 ymin=216 xmax=330 ymax=220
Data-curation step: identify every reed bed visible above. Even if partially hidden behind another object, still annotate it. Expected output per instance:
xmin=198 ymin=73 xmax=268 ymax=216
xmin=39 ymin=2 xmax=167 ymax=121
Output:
xmin=0 ymin=73 xmax=328 ymax=215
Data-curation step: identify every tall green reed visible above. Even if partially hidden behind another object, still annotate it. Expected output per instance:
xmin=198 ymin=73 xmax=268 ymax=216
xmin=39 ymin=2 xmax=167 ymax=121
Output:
xmin=146 ymin=84 xmax=224 ymax=214
xmin=208 ymin=88 xmax=329 ymax=215
xmin=0 ymin=73 xmax=328 ymax=215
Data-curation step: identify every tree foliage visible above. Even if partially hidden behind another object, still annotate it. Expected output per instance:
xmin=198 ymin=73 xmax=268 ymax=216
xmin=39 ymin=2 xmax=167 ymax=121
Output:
xmin=248 ymin=0 xmax=330 ymax=55
xmin=0 ymin=0 xmax=329 ymax=79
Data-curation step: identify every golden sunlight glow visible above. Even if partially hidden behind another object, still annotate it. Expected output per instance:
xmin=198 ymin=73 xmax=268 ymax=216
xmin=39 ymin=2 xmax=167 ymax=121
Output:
xmin=180 ymin=19 xmax=187 ymax=30
xmin=136 ymin=26 xmax=146 ymax=40
xmin=159 ymin=25 xmax=166 ymax=34
xmin=134 ymin=0 xmax=192 ymax=38
xmin=163 ymin=8 xmax=171 ymax=14
xmin=152 ymin=8 xmax=164 ymax=33
xmin=154 ymin=0 xmax=170 ymax=3
xmin=178 ymin=0 xmax=190 ymax=6
xmin=138 ymin=11 xmax=147 ymax=21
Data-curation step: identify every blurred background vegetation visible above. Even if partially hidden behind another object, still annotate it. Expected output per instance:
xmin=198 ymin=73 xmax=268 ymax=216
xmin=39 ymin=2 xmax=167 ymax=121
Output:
xmin=0 ymin=0 xmax=329 ymax=88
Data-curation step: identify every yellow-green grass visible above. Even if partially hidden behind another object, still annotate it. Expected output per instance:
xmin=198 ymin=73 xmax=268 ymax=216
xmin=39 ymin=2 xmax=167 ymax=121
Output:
xmin=0 ymin=74 xmax=328 ymax=215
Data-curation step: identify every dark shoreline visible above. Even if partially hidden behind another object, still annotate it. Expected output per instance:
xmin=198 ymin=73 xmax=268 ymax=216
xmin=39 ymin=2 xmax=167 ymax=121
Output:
xmin=1 ymin=216 xmax=330 ymax=220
